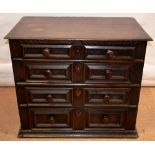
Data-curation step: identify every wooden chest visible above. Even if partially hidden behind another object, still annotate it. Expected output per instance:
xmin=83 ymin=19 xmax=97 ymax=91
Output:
xmin=5 ymin=17 xmax=152 ymax=138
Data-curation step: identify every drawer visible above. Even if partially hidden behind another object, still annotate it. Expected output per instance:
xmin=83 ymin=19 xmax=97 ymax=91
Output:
xmin=25 ymin=87 xmax=72 ymax=107
xmin=22 ymin=44 xmax=85 ymax=60
xmin=28 ymin=107 xmax=127 ymax=130
xmin=85 ymin=45 xmax=136 ymax=60
xmin=25 ymin=62 xmax=72 ymax=83
xmin=10 ymin=40 xmax=146 ymax=60
xmin=85 ymin=88 xmax=130 ymax=106
xmin=14 ymin=61 xmax=72 ymax=83
xmin=16 ymin=86 xmax=140 ymax=107
xmin=17 ymin=86 xmax=86 ymax=107
xmin=85 ymin=62 xmax=143 ymax=84
xmin=29 ymin=108 xmax=72 ymax=128
xmin=13 ymin=61 xmax=143 ymax=84
xmin=13 ymin=61 xmax=84 ymax=83
xmin=85 ymin=108 xmax=127 ymax=128
xmin=29 ymin=108 xmax=87 ymax=130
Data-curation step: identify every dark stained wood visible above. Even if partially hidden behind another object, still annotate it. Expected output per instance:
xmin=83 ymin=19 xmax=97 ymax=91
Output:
xmin=6 ymin=17 xmax=152 ymax=138
xmin=5 ymin=17 xmax=152 ymax=41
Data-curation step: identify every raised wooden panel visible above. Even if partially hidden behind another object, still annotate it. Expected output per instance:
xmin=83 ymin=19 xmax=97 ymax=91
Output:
xmin=25 ymin=62 xmax=72 ymax=83
xmin=72 ymin=63 xmax=85 ymax=83
xmin=85 ymin=108 xmax=127 ymax=128
xmin=69 ymin=43 xmax=85 ymax=59
xmin=25 ymin=87 xmax=72 ymax=107
xmin=29 ymin=108 xmax=72 ymax=129
xmin=84 ymin=88 xmax=131 ymax=106
xmin=85 ymin=45 xmax=135 ymax=60
xmin=85 ymin=62 xmax=132 ymax=83
xmin=70 ymin=109 xmax=86 ymax=130
xmin=73 ymin=88 xmax=84 ymax=107
xmin=22 ymin=44 xmax=71 ymax=59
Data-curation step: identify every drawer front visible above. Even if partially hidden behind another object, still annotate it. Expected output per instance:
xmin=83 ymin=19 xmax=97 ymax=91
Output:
xmin=25 ymin=87 xmax=72 ymax=107
xmin=85 ymin=45 xmax=135 ymax=60
xmin=17 ymin=86 xmax=86 ymax=107
xmin=16 ymin=86 xmax=140 ymax=107
xmin=10 ymin=41 xmax=145 ymax=60
xmin=29 ymin=108 xmax=72 ymax=128
xmin=13 ymin=61 xmax=143 ymax=84
xmin=85 ymin=62 xmax=132 ymax=83
xmin=23 ymin=44 xmax=136 ymax=60
xmin=21 ymin=44 xmax=85 ymax=60
xmin=22 ymin=44 xmax=71 ymax=59
xmin=29 ymin=108 xmax=126 ymax=130
xmin=86 ymin=108 xmax=127 ymax=128
xmin=25 ymin=62 xmax=72 ymax=83
xmin=13 ymin=61 xmax=85 ymax=83
xmin=85 ymin=88 xmax=130 ymax=106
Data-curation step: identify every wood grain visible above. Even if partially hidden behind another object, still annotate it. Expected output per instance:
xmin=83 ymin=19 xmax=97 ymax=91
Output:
xmin=5 ymin=17 xmax=152 ymax=41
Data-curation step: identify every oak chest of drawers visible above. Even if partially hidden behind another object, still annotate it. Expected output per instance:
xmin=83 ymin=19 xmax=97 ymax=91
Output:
xmin=5 ymin=17 xmax=152 ymax=138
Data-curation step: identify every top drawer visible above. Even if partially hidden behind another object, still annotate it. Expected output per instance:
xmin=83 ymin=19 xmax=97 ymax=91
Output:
xmin=9 ymin=41 xmax=146 ymax=60
xmin=10 ymin=41 xmax=85 ymax=60
xmin=85 ymin=45 xmax=135 ymax=60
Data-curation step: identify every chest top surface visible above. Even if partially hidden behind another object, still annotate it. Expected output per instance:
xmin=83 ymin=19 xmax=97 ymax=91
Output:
xmin=5 ymin=16 xmax=152 ymax=41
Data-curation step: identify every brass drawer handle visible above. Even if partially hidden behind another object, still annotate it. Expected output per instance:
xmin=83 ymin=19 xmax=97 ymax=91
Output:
xmin=44 ymin=69 xmax=52 ymax=79
xmin=106 ymin=50 xmax=115 ymax=59
xmin=49 ymin=116 xmax=55 ymax=124
xmin=42 ymin=48 xmax=50 ymax=58
xmin=105 ymin=69 xmax=112 ymax=80
xmin=46 ymin=94 xmax=53 ymax=103
xmin=103 ymin=95 xmax=110 ymax=104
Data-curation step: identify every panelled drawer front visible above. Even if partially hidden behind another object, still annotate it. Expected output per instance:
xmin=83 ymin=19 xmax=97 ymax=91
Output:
xmin=23 ymin=44 xmax=136 ymax=60
xmin=86 ymin=108 xmax=127 ymax=128
xmin=13 ymin=61 xmax=85 ymax=83
xmin=85 ymin=45 xmax=135 ymax=60
xmin=13 ymin=61 xmax=143 ymax=84
xmin=22 ymin=44 xmax=85 ymax=60
xmin=16 ymin=86 xmax=140 ymax=107
xmin=25 ymin=87 xmax=72 ymax=107
xmin=11 ymin=41 xmax=144 ymax=61
xmin=85 ymin=62 xmax=132 ymax=83
xmin=25 ymin=62 xmax=72 ymax=83
xmin=85 ymin=88 xmax=130 ymax=106
xmin=22 ymin=44 xmax=71 ymax=59
xmin=29 ymin=108 xmax=72 ymax=128
xmin=29 ymin=108 xmax=127 ymax=130
xmin=17 ymin=86 xmax=86 ymax=107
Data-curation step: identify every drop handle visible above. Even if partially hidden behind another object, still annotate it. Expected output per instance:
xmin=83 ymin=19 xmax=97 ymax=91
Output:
xmin=42 ymin=48 xmax=50 ymax=58
xmin=106 ymin=50 xmax=115 ymax=59
xmin=105 ymin=69 xmax=112 ymax=80
xmin=44 ymin=69 xmax=52 ymax=79
xmin=103 ymin=95 xmax=110 ymax=104
xmin=46 ymin=94 xmax=53 ymax=103
xmin=49 ymin=116 xmax=55 ymax=124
